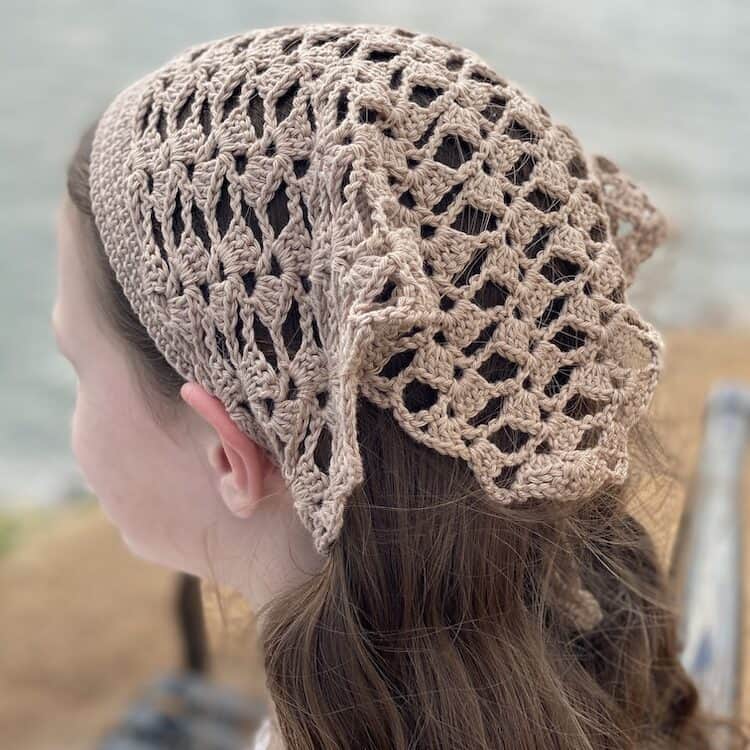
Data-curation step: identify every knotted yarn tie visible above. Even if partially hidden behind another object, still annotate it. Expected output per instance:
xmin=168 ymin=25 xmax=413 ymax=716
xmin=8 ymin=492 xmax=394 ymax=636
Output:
xmin=590 ymin=154 xmax=670 ymax=288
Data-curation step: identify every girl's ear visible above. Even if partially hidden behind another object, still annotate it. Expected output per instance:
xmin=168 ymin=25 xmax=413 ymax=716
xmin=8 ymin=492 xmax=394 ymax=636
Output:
xmin=179 ymin=382 xmax=270 ymax=519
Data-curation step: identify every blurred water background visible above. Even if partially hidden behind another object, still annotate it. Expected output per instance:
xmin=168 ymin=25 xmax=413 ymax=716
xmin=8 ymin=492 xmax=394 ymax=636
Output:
xmin=0 ymin=0 xmax=747 ymax=508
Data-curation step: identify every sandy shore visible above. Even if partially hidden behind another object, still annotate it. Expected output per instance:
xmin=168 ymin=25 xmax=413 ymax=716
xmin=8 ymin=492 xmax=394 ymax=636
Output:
xmin=1 ymin=327 xmax=749 ymax=749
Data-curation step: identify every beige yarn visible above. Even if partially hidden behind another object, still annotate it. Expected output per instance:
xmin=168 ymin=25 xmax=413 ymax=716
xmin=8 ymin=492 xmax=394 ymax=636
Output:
xmin=88 ymin=23 xmax=668 ymax=626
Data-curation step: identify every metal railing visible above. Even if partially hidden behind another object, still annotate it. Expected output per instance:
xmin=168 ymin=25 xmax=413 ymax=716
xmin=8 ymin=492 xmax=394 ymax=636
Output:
xmin=671 ymin=381 xmax=750 ymax=733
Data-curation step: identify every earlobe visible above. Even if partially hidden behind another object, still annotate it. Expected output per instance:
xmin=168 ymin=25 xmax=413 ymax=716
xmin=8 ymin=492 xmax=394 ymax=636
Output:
xmin=180 ymin=382 xmax=269 ymax=519
xmin=218 ymin=470 xmax=257 ymax=519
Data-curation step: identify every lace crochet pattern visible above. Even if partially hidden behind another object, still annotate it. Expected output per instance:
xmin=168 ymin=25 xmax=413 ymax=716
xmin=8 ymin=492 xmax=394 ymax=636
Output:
xmin=88 ymin=23 xmax=668 ymax=571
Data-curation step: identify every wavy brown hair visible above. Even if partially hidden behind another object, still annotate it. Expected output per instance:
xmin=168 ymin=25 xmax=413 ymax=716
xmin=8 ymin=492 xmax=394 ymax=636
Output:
xmin=66 ymin=118 xmax=746 ymax=749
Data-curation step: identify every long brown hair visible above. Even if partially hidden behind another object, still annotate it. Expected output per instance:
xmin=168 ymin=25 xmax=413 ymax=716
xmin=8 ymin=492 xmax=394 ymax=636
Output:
xmin=66 ymin=118 xmax=745 ymax=749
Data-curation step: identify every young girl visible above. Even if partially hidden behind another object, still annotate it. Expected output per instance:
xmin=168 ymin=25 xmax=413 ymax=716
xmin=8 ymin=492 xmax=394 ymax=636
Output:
xmin=55 ymin=21 xmax=741 ymax=750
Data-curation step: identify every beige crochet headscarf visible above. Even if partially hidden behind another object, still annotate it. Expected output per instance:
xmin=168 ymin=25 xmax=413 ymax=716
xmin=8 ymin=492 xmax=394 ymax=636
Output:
xmin=89 ymin=23 xmax=668 ymax=623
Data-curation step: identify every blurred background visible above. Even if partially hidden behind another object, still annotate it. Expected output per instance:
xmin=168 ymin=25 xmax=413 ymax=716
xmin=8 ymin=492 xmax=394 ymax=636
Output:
xmin=1 ymin=2 xmax=747 ymax=748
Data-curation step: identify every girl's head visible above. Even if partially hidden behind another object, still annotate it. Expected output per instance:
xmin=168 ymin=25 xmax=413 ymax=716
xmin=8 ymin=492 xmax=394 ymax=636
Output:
xmin=57 ymin=22 xmax=737 ymax=749
xmin=57 ymin=125 xmax=324 ymax=610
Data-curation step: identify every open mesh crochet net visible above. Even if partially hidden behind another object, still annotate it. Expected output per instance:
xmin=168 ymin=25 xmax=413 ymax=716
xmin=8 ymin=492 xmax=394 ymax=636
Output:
xmin=89 ymin=22 xmax=668 ymax=563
